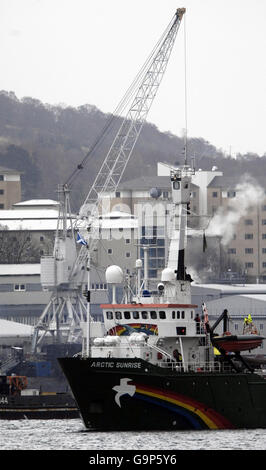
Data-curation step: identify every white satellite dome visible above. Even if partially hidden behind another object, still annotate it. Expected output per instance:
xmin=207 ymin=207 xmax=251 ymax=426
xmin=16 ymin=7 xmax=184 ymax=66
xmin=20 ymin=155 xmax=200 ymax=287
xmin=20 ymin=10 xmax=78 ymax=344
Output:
xmin=135 ymin=259 xmax=142 ymax=268
xmin=105 ymin=265 xmax=124 ymax=284
xmin=161 ymin=267 xmax=176 ymax=282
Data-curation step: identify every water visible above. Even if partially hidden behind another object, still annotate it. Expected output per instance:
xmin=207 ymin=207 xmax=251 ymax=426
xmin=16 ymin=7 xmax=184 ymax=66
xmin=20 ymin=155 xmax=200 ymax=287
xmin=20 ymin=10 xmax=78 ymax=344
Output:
xmin=0 ymin=418 xmax=265 ymax=450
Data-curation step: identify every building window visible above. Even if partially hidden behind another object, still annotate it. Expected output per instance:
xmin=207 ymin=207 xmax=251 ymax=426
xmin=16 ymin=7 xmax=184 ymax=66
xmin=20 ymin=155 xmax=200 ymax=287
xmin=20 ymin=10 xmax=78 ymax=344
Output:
xmin=263 ymin=262 xmax=266 ymax=268
xmin=108 ymin=248 xmax=112 ymax=254
xmin=228 ymin=248 xmax=236 ymax=254
xmin=245 ymin=262 xmax=254 ymax=268
xmin=92 ymin=283 xmax=107 ymax=290
xmin=245 ymin=233 xmax=253 ymax=240
xmin=262 ymin=248 xmax=266 ymax=254
xmin=125 ymin=252 xmax=131 ymax=258
xmin=159 ymin=311 xmax=166 ymax=319
xmin=262 ymin=234 xmax=266 ymax=239
xmin=262 ymin=205 xmax=266 ymax=211
xmin=0 ymin=189 xmax=4 ymax=195
xmin=162 ymin=191 xmax=169 ymax=199
xmin=148 ymin=248 xmax=156 ymax=257
xmin=125 ymin=239 xmax=130 ymax=244
xmin=157 ymin=248 xmax=165 ymax=257
xmin=148 ymin=269 xmax=157 ymax=278
xmin=0 ymin=204 xmax=4 ymax=209
xmin=40 ymin=236 xmax=44 ymax=242
xmin=0 ymin=175 xmax=3 ymax=181
xmin=245 ymin=219 xmax=253 ymax=225
xmin=14 ymin=284 xmax=26 ymax=291
xmin=262 ymin=220 xmax=266 ymax=225
xmin=212 ymin=192 xmax=218 ymax=198
xmin=115 ymin=191 xmax=120 ymax=198
xmin=245 ymin=248 xmax=253 ymax=254
xmin=227 ymin=191 xmax=236 ymax=198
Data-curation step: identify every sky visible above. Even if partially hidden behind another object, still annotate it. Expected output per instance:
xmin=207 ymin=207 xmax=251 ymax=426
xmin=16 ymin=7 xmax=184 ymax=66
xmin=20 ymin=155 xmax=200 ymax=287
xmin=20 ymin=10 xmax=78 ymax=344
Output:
xmin=1 ymin=0 xmax=266 ymax=157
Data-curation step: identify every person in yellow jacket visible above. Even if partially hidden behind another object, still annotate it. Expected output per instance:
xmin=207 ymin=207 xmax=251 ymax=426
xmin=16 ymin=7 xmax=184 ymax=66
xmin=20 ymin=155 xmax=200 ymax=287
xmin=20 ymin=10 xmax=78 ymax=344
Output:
xmin=247 ymin=314 xmax=253 ymax=324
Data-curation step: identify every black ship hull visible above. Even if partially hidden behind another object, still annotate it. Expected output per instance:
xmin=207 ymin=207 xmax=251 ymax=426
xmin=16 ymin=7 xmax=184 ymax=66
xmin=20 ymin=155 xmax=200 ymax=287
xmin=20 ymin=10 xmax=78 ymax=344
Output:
xmin=59 ymin=356 xmax=266 ymax=431
xmin=0 ymin=392 xmax=79 ymax=420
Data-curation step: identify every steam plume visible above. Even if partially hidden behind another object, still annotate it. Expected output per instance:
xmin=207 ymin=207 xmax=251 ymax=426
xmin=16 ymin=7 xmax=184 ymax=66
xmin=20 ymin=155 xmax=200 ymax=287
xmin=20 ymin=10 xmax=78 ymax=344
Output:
xmin=206 ymin=175 xmax=264 ymax=245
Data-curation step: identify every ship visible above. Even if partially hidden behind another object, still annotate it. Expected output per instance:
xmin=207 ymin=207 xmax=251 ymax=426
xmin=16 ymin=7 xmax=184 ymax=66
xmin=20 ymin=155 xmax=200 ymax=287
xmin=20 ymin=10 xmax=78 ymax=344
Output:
xmin=0 ymin=373 xmax=79 ymax=419
xmin=58 ymin=164 xmax=266 ymax=431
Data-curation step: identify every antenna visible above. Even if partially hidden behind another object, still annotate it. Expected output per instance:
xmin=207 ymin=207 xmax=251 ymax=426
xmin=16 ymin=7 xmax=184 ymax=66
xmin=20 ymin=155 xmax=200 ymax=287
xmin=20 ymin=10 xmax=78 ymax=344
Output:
xmin=183 ymin=12 xmax=188 ymax=166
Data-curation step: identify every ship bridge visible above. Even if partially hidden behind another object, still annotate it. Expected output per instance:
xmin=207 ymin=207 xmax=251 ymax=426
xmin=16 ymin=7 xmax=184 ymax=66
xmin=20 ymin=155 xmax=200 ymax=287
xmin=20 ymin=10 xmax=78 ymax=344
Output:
xmin=100 ymin=302 xmax=203 ymax=338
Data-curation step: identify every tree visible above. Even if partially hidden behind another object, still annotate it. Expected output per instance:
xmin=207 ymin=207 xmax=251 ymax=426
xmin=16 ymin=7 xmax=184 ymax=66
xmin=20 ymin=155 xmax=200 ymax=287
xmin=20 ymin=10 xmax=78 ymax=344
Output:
xmin=0 ymin=226 xmax=41 ymax=264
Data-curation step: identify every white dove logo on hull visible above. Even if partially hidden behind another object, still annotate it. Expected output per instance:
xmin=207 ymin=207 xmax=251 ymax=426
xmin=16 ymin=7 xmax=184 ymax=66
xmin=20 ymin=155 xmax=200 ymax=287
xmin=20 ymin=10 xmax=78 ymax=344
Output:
xmin=112 ymin=378 xmax=136 ymax=407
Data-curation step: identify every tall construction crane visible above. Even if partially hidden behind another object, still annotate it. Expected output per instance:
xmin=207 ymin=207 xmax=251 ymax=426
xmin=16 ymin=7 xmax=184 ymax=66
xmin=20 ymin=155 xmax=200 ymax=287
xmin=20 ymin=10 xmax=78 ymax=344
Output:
xmin=31 ymin=8 xmax=186 ymax=354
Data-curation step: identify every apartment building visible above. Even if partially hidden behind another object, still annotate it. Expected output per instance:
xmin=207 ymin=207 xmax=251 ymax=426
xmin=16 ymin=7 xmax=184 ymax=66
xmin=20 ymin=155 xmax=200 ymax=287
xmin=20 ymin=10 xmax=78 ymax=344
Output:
xmin=0 ymin=166 xmax=21 ymax=209
xmin=101 ymin=163 xmax=266 ymax=284
xmin=208 ymin=175 xmax=266 ymax=283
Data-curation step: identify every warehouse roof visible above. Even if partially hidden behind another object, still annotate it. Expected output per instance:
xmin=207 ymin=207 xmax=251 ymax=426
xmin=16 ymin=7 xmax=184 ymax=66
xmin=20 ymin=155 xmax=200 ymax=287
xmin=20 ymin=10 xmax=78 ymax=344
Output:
xmin=0 ymin=319 xmax=33 ymax=337
xmin=0 ymin=264 xmax=41 ymax=276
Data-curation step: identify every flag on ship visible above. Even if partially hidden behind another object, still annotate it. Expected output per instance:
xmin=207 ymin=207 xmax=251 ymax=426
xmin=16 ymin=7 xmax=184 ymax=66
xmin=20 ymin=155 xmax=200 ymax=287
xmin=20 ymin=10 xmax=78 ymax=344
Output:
xmin=77 ymin=232 xmax=87 ymax=246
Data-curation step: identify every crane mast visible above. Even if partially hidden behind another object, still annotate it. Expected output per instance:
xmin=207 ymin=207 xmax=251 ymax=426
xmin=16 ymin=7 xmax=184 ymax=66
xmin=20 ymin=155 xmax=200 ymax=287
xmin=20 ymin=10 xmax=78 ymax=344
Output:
xmin=31 ymin=8 xmax=186 ymax=353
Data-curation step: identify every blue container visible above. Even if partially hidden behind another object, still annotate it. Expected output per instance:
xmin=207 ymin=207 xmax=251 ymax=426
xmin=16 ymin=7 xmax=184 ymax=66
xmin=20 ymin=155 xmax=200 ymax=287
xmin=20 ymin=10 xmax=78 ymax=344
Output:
xmin=35 ymin=361 xmax=51 ymax=377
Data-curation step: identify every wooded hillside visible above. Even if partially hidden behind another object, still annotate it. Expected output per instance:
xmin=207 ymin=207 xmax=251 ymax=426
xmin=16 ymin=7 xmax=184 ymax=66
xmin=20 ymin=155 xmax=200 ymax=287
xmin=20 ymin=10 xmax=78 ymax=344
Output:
xmin=0 ymin=90 xmax=265 ymax=211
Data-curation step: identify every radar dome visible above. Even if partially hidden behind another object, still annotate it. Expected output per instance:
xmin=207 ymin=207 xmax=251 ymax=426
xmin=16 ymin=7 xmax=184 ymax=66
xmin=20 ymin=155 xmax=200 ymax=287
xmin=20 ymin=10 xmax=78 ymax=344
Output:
xmin=161 ymin=268 xmax=175 ymax=282
xmin=105 ymin=265 xmax=123 ymax=284
xmin=150 ymin=188 xmax=162 ymax=199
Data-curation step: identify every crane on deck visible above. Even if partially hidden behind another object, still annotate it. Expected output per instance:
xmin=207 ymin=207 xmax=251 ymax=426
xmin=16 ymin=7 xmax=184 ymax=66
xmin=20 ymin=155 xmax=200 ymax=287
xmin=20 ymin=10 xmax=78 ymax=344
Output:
xmin=31 ymin=8 xmax=186 ymax=354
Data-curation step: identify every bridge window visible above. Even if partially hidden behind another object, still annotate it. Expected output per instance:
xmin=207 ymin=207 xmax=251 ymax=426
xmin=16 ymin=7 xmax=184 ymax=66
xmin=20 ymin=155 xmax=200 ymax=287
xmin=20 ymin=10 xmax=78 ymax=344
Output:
xmin=172 ymin=311 xmax=175 ymax=319
xmin=181 ymin=311 xmax=185 ymax=319
xmin=159 ymin=311 xmax=166 ymax=319
xmin=176 ymin=311 xmax=180 ymax=319
xmin=142 ymin=311 xmax=148 ymax=319
xmin=150 ymin=311 xmax=157 ymax=319
xmin=133 ymin=311 xmax=139 ymax=319
xmin=124 ymin=311 xmax=131 ymax=320
xmin=115 ymin=311 xmax=122 ymax=320
xmin=106 ymin=311 xmax=113 ymax=320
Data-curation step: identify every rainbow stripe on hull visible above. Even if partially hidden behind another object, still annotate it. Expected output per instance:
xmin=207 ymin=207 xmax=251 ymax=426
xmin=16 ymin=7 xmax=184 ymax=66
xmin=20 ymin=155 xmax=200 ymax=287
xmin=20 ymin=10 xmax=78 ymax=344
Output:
xmin=133 ymin=384 xmax=234 ymax=430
